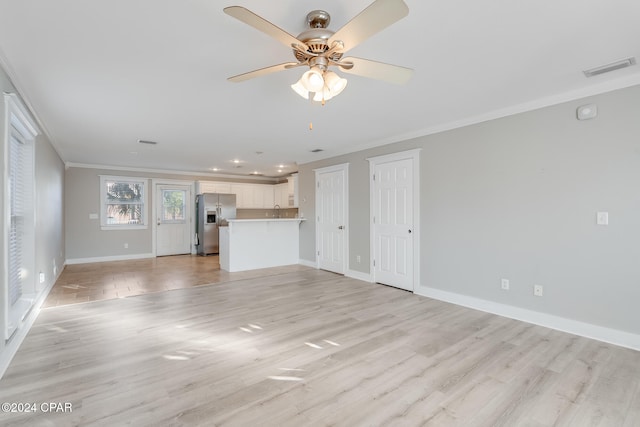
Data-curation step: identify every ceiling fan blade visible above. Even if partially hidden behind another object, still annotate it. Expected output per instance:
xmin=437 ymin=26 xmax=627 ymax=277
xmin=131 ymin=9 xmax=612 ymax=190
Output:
xmin=328 ymin=0 xmax=409 ymax=53
xmin=224 ymin=6 xmax=303 ymax=50
xmin=228 ymin=62 xmax=302 ymax=83
xmin=339 ymin=57 xmax=413 ymax=85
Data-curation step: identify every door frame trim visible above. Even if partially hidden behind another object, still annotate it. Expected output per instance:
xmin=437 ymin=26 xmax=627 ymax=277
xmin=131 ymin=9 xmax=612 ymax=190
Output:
xmin=151 ymin=179 xmax=195 ymax=256
xmin=367 ymin=149 xmax=421 ymax=291
xmin=313 ymin=163 xmax=349 ymax=273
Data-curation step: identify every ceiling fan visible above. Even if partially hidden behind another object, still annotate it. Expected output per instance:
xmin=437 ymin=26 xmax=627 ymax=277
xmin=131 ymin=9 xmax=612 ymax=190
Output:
xmin=223 ymin=0 xmax=413 ymax=103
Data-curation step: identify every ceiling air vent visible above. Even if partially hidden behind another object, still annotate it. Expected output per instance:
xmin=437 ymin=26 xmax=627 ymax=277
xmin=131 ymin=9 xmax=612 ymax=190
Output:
xmin=138 ymin=139 xmax=158 ymax=145
xmin=583 ymin=57 xmax=636 ymax=77
xmin=310 ymin=149 xmax=324 ymax=153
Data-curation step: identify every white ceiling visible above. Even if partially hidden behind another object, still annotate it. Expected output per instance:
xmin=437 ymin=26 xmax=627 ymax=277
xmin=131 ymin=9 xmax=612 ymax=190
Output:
xmin=1 ymin=0 xmax=639 ymax=178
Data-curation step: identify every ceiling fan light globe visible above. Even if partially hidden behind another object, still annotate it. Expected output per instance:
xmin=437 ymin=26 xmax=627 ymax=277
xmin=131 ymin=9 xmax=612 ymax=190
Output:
xmin=301 ymin=68 xmax=325 ymax=92
xmin=324 ymin=71 xmax=348 ymax=96
xmin=291 ymin=80 xmax=309 ymax=99
xmin=313 ymin=86 xmax=333 ymax=102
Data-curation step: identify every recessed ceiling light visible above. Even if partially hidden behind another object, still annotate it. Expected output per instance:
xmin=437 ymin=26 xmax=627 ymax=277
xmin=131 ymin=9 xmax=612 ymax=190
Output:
xmin=278 ymin=169 xmax=283 ymax=173
xmin=129 ymin=151 xmax=138 ymax=155
xmin=279 ymin=164 xmax=285 ymax=168
xmin=210 ymin=167 xmax=219 ymax=171
xmin=233 ymin=159 xmax=240 ymax=164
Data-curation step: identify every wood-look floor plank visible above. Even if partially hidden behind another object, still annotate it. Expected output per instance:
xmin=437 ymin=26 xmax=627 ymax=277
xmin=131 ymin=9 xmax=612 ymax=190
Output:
xmin=1 ymin=256 xmax=640 ymax=426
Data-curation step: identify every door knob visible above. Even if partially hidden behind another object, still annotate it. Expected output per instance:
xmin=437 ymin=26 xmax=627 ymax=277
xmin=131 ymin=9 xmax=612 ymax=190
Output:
xmin=408 ymin=229 xmax=412 ymax=233
xmin=338 ymin=225 xmax=344 ymax=230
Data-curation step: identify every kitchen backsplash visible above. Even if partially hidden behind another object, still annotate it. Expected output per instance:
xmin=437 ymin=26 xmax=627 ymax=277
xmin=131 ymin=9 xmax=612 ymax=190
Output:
xmin=236 ymin=208 xmax=299 ymax=219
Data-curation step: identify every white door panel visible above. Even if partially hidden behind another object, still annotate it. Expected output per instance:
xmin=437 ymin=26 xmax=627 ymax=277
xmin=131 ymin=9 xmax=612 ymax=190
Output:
xmin=373 ymin=158 xmax=413 ymax=290
xmin=156 ymin=185 xmax=191 ymax=256
xmin=316 ymin=167 xmax=347 ymax=274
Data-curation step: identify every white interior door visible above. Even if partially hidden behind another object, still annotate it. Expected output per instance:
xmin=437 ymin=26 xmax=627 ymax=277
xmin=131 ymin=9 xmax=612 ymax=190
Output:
xmin=316 ymin=165 xmax=348 ymax=274
xmin=156 ymin=184 xmax=191 ymax=256
xmin=373 ymin=158 xmax=414 ymax=290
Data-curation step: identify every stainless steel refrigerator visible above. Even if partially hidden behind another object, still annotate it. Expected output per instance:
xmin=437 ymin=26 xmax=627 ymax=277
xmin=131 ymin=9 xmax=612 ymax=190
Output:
xmin=195 ymin=193 xmax=236 ymax=255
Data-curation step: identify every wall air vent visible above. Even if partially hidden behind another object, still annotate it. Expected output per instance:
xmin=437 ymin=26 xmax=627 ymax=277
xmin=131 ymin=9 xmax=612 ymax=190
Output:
xmin=583 ymin=57 xmax=636 ymax=77
xmin=138 ymin=139 xmax=158 ymax=145
xmin=310 ymin=149 xmax=324 ymax=153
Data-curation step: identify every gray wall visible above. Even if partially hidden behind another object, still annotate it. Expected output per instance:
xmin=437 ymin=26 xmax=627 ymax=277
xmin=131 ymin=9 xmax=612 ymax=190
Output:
xmin=299 ymin=84 xmax=640 ymax=335
xmin=0 ymin=65 xmax=65 ymax=362
xmin=65 ymin=167 xmax=287 ymax=260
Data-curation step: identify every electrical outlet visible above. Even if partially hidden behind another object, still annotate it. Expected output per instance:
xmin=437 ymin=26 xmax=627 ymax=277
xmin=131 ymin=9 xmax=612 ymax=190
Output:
xmin=39 ymin=272 xmax=45 ymax=283
xmin=501 ymin=279 xmax=509 ymax=290
xmin=534 ymin=285 xmax=543 ymax=297
xmin=124 ymin=243 xmax=129 ymax=249
xmin=356 ymin=255 xmax=361 ymax=263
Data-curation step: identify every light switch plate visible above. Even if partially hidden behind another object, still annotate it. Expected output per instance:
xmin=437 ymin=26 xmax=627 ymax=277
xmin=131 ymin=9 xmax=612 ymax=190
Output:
xmin=89 ymin=213 xmax=98 ymax=219
xmin=596 ymin=212 xmax=609 ymax=225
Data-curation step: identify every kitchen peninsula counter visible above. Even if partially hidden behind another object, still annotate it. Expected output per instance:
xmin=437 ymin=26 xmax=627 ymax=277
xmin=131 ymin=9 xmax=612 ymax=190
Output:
xmin=219 ymin=218 xmax=305 ymax=272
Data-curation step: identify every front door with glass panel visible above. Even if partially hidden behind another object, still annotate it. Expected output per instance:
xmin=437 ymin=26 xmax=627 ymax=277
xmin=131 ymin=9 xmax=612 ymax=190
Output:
xmin=156 ymin=185 xmax=191 ymax=256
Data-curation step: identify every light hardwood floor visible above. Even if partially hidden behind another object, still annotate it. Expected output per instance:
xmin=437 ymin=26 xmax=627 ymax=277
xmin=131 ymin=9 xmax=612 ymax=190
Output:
xmin=1 ymin=256 xmax=639 ymax=426
xmin=44 ymin=255 xmax=308 ymax=307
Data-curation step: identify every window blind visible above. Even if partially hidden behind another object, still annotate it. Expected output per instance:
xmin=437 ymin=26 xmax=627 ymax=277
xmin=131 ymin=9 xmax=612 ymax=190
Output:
xmin=8 ymin=127 xmax=26 ymax=307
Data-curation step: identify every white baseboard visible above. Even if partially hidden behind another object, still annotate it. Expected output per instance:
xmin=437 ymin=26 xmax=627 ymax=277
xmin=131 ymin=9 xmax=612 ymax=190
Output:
xmin=0 ymin=269 xmax=60 ymax=379
xmin=298 ymin=259 xmax=317 ymax=268
xmin=66 ymin=253 xmax=155 ymax=265
xmin=345 ymin=269 xmax=373 ymax=282
xmin=415 ymin=286 xmax=640 ymax=352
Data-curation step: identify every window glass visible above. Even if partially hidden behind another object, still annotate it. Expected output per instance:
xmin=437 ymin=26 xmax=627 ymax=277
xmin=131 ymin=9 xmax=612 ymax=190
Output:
xmin=161 ymin=189 xmax=186 ymax=223
xmin=101 ymin=177 xmax=147 ymax=228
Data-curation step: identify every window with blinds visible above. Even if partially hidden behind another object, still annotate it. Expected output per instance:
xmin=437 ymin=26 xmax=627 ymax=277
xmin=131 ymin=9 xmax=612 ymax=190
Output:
xmin=100 ymin=176 xmax=148 ymax=229
xmin=4 ymin=94 xmax=37 ymax=340
xmin=8 ymin=127 xmax=28 ymax=307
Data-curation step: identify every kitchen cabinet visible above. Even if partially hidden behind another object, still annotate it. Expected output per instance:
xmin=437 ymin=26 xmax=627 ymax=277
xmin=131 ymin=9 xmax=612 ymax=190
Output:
xmin=253 ymin=184 xmax=274 ymax=209
xmin=195 ymin=181 xmax=231 ymax=195
xmin=229 ymin=183 xmax=274 ymax=209
xmin=287 ymin=173 xmax=299 ymax=207
xmin=230 ymin=183 xmax=250 ymax=208
xmin=197 ymin=179 xmax=295 ymax=209
xmin=274 ymin=183 xmax=289 ymax=207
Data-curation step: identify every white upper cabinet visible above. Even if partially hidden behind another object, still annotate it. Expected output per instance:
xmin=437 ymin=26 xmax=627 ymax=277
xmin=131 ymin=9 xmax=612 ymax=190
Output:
xmin=230 ymin=183 xmax=251 ymax=208
xmin=287 ymin=173 xmax=299 ymax=207
xmin=196 ymin=179 xmax=297 ymax=209
xmin=254 ymin=184 xmax=274 ymax=209
xmin=212 ymin=182 xmax=231 ymax=194
xmin=196 ymin=181 xmax=232 ymax=194
xmin=228 ymin=183 xmax=273 ymax=209
xmin=274 ymin=183 xmax=289 ymax=207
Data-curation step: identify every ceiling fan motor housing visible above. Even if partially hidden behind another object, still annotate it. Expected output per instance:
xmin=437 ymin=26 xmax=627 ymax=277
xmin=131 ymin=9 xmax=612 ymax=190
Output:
xmin=295 ymin=11 xmax=344 ymax=62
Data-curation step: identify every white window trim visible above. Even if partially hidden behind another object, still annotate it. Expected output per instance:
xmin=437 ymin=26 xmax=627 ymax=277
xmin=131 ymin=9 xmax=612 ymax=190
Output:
xmin=99 ymin=175 xmax=149 ymax=230
xmin=3 ymin=93 xmax=39 ymax=340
